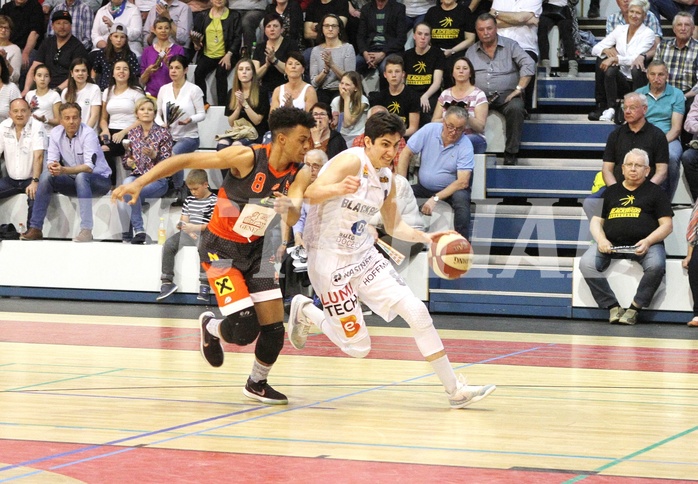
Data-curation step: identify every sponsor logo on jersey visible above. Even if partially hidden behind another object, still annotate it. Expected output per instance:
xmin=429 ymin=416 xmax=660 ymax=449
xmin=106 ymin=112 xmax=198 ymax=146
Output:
xmin=239 ymin=210 xmax=271 ymax=234
xmin=362 ymin=258 xmax=391 ymax=285
xmin=351 ymin=220 xmax=366 ymax=236
xmin=331 ymin=257 xmax=373 ymax=286
xmin=214 ymin=275 xmax=235 ymax=296
xmin=321 ymin=286 xmax=360 ymax=317
xmin=339 ymin=315 xmax=361 ymax=338
xmin=340 ymin=199 xmax=380 ymax=216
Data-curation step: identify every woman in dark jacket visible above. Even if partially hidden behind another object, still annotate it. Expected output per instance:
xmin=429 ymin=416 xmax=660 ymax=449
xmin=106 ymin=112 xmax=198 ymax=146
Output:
xmin=309 ymin=102 xmax=346 ymax=159
xmin=191 ymin=0 xmax=242 ymax=106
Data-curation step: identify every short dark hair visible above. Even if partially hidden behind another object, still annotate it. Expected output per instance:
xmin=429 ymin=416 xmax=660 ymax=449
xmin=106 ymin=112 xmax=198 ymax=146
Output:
xmin=286 ymin=51 xmax=305 ymax=68
xmin=168 ymin=54 xmax=189 ymax=69
xmin=364 ymin=111 xmax=405 ymax=141
xmin=310 ymin=101 xmax=331 ymax=118
xmin=384 ymin=54 xmax=404 ymax=70
xmin=263 ymin=12 xmax=282 ymax=27
xmin=59 ymin=101 xmax=82 ymax=117
xmin=269 ymin=106 xmax=316 ymax=141
xmin=154 ymin=16 xmax=172 ymax=27
xmin=477 ymin=12 xmax=496 ymax=25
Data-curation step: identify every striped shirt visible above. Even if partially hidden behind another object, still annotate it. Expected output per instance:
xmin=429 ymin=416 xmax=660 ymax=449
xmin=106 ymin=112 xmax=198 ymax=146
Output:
xmin=655 ymin=37 xmax=698 ymax=93
xmin=183 ymin=193 xmax=217 ymax=225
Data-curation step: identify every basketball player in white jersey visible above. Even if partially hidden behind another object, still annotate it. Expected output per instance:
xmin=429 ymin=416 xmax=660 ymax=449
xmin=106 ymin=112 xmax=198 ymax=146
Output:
xmin=287 ymin=111 xmax=496 ymax=408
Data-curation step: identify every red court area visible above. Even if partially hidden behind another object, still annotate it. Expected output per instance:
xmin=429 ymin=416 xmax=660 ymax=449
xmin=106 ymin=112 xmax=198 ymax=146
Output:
xmin=1 ymin=440 xmax=696 ymax=484
xmin=2 ymin=320 xmax=698 ymax=373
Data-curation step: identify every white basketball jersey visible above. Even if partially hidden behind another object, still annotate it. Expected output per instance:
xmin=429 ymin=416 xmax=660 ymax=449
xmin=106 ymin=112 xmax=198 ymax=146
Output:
xmin=305 ymin=147 xmax=393 ymax=256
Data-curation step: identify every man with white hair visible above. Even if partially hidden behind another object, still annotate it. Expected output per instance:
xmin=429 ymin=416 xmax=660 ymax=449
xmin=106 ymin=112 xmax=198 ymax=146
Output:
xmin=580 ymin=148 xmax=673 ymax=325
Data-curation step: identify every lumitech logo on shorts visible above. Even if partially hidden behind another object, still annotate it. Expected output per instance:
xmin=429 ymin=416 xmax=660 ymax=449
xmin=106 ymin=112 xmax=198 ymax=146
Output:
xmin=340 ymin=315 xmax=360 ymax=338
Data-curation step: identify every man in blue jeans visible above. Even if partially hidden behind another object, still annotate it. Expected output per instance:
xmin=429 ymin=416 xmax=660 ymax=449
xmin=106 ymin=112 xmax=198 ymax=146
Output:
xmin=396 ymin=105 xmax=473 ymax=239
xmin=579 ymin=148 xmax=673 ymax=325
xmin=21 ymin=102 xmax=112 ymax=242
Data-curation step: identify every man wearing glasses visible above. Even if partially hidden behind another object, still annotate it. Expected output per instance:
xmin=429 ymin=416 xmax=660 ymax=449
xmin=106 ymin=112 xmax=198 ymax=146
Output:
xmin=579 ymin=148 xmax=673 ymax=325
xmin=396 ymin=105 xmax=474 ymax=239
xmin=22 ymin=10 xmax=87 ymax=97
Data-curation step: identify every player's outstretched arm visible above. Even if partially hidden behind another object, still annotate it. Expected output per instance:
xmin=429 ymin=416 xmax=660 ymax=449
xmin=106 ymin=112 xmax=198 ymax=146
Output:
xmin=381 ymin=178 xmax=432 ymax=244
xmin=304 ymin=153 xmax=361 ymax=204
xmin=274 ymin=166 xmax=313 ymax=226
xmin=112 ymin=146 xmax=254 ymax=205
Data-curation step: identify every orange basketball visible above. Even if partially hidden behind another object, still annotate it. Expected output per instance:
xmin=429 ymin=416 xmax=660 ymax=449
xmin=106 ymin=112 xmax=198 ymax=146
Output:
xmin=428 ymin=233 xmax=473 ymax=280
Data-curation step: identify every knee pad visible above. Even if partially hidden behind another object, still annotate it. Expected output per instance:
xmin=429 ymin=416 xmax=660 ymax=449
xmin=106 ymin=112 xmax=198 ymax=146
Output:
xmin=395 ymin=296 xmax=433 ymax=332
xmin=221 ymin=306 xmax=260 ymax=345
xmin=255 ymin=322 xmax=285 ymax=365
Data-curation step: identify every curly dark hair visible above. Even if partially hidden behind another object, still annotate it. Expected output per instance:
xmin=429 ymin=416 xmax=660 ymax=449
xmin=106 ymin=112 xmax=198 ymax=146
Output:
xmin=364 ymin=111 xmax=405 ymax=141
xmin=269 ymin=106 xmax=315 ymax=141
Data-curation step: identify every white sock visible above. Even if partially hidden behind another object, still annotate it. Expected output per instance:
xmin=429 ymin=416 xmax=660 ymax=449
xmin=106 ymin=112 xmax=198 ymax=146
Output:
xmin=430 ymin=355 xmax=458 ymax=394
xmin=206 ymin=318 xmax=223 ymax=338
xmin=302 ymin=303 xmax=325 ymax=328
xmin=250 ymin=360 xmax=271 ymax=383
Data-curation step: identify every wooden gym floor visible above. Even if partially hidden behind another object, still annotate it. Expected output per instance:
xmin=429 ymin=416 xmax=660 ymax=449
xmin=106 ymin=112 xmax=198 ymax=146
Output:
xmin=0 ymin=299 xmax=697 ymax=483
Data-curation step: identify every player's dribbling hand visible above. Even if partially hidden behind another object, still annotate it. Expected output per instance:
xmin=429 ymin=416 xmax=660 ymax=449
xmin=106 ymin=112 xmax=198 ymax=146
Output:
xmin=271 ymin=191 xmax=294 ymax=215
xmin=111 ymin=183 xmax=142 ymax=205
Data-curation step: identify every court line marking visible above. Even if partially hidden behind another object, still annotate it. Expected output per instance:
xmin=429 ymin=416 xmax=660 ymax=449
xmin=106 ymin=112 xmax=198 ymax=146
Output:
xmin=2 ymin=342 xmax=695 ymax=481
xmin=562 ymin=425 xmax=698 ymax=483
xmin=5 ymin=369 xmax=125 ymax=392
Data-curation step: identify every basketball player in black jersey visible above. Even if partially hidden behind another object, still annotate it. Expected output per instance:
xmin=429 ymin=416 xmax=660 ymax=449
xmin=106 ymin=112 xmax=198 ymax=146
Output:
xmin=113 ymin=107 xmax=316 ymax=404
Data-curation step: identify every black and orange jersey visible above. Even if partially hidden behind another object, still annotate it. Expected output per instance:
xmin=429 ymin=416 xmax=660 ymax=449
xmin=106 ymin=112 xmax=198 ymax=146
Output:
xmin=207 ymin=144 xmax=301 ymax=243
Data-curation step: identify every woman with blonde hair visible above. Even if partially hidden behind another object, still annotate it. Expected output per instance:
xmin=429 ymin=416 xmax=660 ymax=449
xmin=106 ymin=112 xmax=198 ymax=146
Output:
xmin=218 ymin=58 xmax=270 ymax=150
xmin=330 ymin=70 xmax=368 ymax=148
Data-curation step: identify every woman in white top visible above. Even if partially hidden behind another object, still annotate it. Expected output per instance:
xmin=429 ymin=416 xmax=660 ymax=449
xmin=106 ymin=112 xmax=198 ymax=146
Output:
xmin=99 ymin=59 xmax=145 ymax=185
xmin=25 ymin=64 xmax=61 ymax=133
xmin=92 ymin=0 xmax=143 ymax=58
xmin=156 ymin=54 xmax=206 ymax=203
xmin=270 ymin=51 xmax=317 ymax=112
xmin=330 ymin=71 xmax=369 ymax=148
xmin=309 ymin=13 xmax=355 ymax=105
xmin=590 ymin=0 xmax=655 ymax=122
xmin=61 ymin=58 xmax=102 ymax=130
xmin=0 ymin=15 xmax=21 ymax=84
xmin=0 ymin=55 xmax=20 ymax=123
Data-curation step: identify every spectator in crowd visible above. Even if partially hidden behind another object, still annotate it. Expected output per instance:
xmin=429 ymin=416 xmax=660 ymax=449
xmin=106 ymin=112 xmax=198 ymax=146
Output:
xmin=355 ymin=0 xmax=406 ymax=76
xmin=309 ymin=102 xmax=346 ymax=158
xmin=0 ymin=98 xmax=45 ymax=228
xmin=579 ymin=148 xmax=673 ymax=325
xmin=403 ymin=0 xmax=431 ymax=35
xmin=680 ymin=97 xmax=698 ymax=201
xmin=157 ymin=169 xmax=217 ymax=301
xmin=100 ymin=59 xmax=146 ymax=186
xmin=21 ymin=102 xmax=112 ymax=242
xmin=538 ymin=0 xmax=578 ymax=77
xmin=117 ymin=97 xmax=173 ymax=244
xmin=649 ymin=0 xmax=695 ymax=21
xmin=61 ymin=57 xmax=101 ymax=130
xmin=304 ymin=0 xmax=349 ymax=50
xmin=588 ymin=0 xmax=601 ymax=17
xmin=490 ymin=0 xmax=542 ymax=109
xmin=352 ymin=105 xmax=406 ymax=171
xmin=369 ymin=54 xmax=420 ymax=138
xmin=91 ymin=0 xmax=143 ymax=58
xmin=424 ymin=0 xmax=475 ymax=88
xmin=253 ymin=13 xmax=292 ymax=100
xmin=43 ymin=0 xmax=100 ymax=14
xmin=156 ymin=54 xmax=206 ymax=205
xmin=46 ymin=0 xmax=94 ymax=51
xmin=431 ymin=57 xmax=488 ymax=154
xmin=636 ymin=60 xmax=684 ymax=200
xmin=589 ymin=0 xmax=662 ymax=121
xmin=598 ymin=92 xmax=668 ymax=201
xmin=142 ymin=0 xmax=193 ymax=50
xmin=653 ymin=12 xmax=698 ymax=111
xmin=331 ymin=70 xmax=369 ymax=147
xmin=270 ymin=51 xmax=317 ymax=112
xmin=0 ymin=0 xmax=44 ymax=84
xmin=139 ymin=16 xmax=185 ymax=97
xmin=682 ymin=200 xmax=698 ymax=326
xmin=588 ymin=0 xmax=655 ymax=123
xmin=23 ymin=10 xmax=88 ymax=96
xmin=265 ymin=0 xmax=304 ymax=52
xmin=191 ymin=0 xmax=241 ymax=106
xmin=0 ymin=56 xmax=20 ymax=123
xmin=309 ymin=13 xmax=355 ymax=106
xmin=182 ymin=0 xmax=212 ymax=26
xmin=402 ymin=22 xmax=445 ymax=127
xmin=228 ymin=0 xmax=266 ymax=53
xmin=397 ymin=105 xmax=474 ymax=239
xmin=24 ymin=64 xmax=61 ymax=132
xmin=91 ymin=24 xmax=141 ymax=91
xmin=218 ymin=58 xmax=269 ymax=149
xmin=0 ymin=15 xmax=22 ymax=84
xmin=466 ymin=12 xmax=534 ymax=165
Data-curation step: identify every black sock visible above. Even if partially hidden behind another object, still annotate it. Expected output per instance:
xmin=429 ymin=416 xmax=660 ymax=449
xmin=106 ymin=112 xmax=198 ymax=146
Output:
xmin=629 ymin=304 xmax=641 ymax=312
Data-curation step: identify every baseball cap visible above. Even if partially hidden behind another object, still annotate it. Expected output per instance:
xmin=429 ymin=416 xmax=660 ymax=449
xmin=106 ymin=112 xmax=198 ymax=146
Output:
xmin=51 ymin=10 xmax=72 ymax=23
xmin=109 ymin=23 xmax=129 ymax=37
